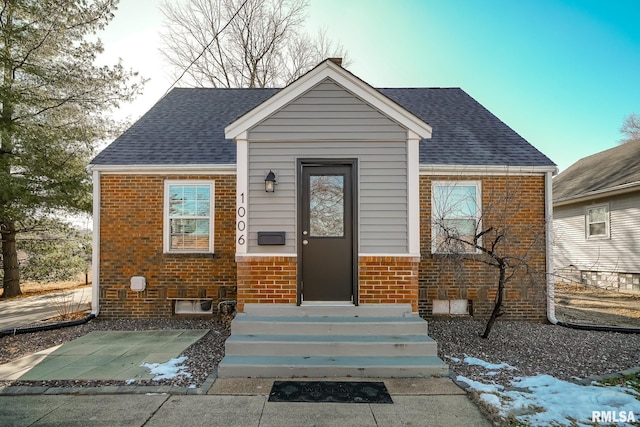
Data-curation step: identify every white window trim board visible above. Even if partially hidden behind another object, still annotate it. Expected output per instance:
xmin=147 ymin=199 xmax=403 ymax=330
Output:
xmin=163 ymin=180 xmax=215 ymax=253
xmin=585 ymin=204 xmax=610 ymax=240
xmin=431 ymin=180 xmax=482 ymax=254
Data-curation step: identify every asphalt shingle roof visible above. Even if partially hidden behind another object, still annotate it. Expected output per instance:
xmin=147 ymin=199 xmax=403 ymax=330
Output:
xmin=91 ymin=87 xmax=555 ymax=167
xmin=553 ymin=139 xmax=640 ymax=203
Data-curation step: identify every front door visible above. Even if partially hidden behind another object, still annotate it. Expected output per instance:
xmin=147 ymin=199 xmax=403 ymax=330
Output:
xmin=299 ymin=161 xmax=356 ymax=303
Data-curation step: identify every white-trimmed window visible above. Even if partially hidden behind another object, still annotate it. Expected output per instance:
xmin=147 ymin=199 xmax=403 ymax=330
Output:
xmin=164 ymin=181 xmax=215 ymax=253
xmin=586 ymin=205 xmax=609 ymax=239
xmin=431 ymin=181 xmax=481 ymax=254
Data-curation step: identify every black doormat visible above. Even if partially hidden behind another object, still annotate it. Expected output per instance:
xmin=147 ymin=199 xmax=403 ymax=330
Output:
xmin=268 ymin=381 xmax=393 ymax=404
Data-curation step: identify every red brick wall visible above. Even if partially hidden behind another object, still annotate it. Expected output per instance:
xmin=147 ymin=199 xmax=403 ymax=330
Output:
xmin=235 ymin=256 xmax=297 ymax=312
xmin=98 ymin=172 xmax=547 ymax=321
xmin=418 ymin=175 xmax=547 ymax=321
xmin=98 ymin=174 xmax=237 ymax=318
xmin=359 ymin=256 xmax=419 ymax=312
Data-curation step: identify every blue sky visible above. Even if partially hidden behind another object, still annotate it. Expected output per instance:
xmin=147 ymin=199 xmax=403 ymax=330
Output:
xmin=99 ymin=0 xmax=640 ymax=172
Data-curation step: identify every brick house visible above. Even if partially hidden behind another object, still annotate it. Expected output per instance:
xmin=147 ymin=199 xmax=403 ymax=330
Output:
xmin=89 ymin=60 xmax=556 ymax=376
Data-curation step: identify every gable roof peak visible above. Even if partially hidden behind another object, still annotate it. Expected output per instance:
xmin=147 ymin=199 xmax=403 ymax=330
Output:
xmin=224 ymin=59 xmax=433 ymax=140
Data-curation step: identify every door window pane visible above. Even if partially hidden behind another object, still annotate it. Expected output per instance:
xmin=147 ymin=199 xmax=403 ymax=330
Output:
xmin=309 ymin=175 xmax=344 ymax=237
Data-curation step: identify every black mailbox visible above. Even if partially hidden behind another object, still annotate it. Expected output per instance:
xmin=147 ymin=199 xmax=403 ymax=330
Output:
xmin=257 ymin=231 xmax=286 ymax=245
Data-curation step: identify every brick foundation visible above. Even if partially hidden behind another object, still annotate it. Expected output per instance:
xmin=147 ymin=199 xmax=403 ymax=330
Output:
xmin=359 ymin=256 xmax=420 ymax=312
xmin=235 ymin=255 xmax=297 ymax=312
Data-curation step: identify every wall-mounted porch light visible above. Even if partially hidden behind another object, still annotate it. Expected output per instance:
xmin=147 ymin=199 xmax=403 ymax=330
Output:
xmin=265 ymin=170 xmax=276 ymax=192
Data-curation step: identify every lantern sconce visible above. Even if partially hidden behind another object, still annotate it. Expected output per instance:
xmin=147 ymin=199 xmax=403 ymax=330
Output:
xmin=265 ymin=170 xmax=276 ymax=193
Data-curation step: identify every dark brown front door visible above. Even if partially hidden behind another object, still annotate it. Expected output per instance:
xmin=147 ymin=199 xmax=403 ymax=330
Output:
xmin=299 ymin=161 xmax=356 ymax=302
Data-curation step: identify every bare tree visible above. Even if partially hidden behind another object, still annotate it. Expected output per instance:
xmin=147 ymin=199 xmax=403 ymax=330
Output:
xmin=619 ymin=112 xmax=640 ymax=144
xmin=160 ymin=0 xmax=349 ymax=88
xmin=431 ymin=178 xmax=545 ymax=338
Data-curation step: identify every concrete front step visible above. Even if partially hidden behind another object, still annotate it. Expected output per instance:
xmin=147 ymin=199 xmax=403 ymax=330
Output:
xmin=231 ymin=315 xmax=429 ymax=336
xmin=220 ymin=305 xmax=447 ymax=378
xmin=225 ymin=334 xmax=439 ymax=357
xmin=242 ymin=303 xmax=415 ymax=317
xmin=217 ymin=355 xmax=449 ymax=378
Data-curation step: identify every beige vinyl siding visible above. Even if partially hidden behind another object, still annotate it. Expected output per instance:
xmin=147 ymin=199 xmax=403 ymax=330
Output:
xmin=247 ymin=141 xmax=408 ymax=253
xmin=249 ymin=79 xmax=407 ymax=141
xmin=553 ymin=192 xmax=640 ymax=273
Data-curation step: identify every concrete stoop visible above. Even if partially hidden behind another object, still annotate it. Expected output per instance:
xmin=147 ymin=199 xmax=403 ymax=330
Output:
xmin=218 ymin=304 xmax=448 ymax=378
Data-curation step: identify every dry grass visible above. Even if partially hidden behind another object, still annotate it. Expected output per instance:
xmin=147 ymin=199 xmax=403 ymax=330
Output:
xmin=0 ymin=273 xmax=90 ymax=300
xmin=555 ymin=282 xmax=640 ymax=328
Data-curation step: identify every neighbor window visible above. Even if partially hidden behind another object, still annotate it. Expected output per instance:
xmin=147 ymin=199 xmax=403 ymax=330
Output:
xmin=586 ymin=205 xmax=609 ymax=239
xmin=431 ymin=181 xmax=481 ymax=254
xmin=164 ymin=181 xmax=214 ymax=252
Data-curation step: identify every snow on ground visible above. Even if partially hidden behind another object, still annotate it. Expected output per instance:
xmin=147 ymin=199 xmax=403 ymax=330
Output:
xmin=457 ymin=357 xmax=640 ymax=426
xmin=463 ymin=355 xmax=517 ymax=371
xmin=140 ymin=356 xmax=192 ymax=381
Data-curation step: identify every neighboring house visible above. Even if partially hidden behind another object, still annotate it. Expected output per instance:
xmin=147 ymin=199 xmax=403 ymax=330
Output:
xmin=553 ymin=139 xmax=640 ymax=292
xmin=89 ymin=59 xmax=556 ymax=321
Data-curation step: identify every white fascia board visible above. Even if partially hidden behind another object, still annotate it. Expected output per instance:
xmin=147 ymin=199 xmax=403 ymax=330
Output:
xmin=236 ymin=139 xmax=248 ymax=255
xmin=420 ymin=164 xmax=558 ymax=176
xmin=407 ymin=135 xmax=421 ymax=255
xmin=88 ymin=164 xmax=237 ymax=174
xmin=224 ymin=60 xmax=432 ymax=140
xmin=553 ymin=181 xmax=640 ymax=207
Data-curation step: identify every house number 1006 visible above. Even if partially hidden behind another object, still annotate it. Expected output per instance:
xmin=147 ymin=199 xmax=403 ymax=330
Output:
xmin=237 ymin=192 xmax=246 ymax=246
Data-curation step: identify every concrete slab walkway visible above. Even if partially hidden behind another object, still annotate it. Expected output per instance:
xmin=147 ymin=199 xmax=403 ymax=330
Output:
xmin=3 ymin=330 xmax=208 ymax=382
xmin=0 ymin=288 xmax=91 ymax=331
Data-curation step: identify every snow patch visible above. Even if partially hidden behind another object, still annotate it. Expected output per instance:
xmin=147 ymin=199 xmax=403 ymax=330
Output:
xmin=140 ymin=356 xmax=192 ymax=380
xmin=463 ymin=356 xmax=516 ymax=371
xmin=458 ymin=357 xmax=639 ymax=427
xmin=457 ymin=375 xmax=504 ymax=393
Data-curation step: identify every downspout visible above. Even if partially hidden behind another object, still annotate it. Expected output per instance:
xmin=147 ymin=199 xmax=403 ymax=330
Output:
xmin=91 ymin=167 xmax=100 ymax=316
xmin=545 ymin=170 xmax=558 ymax=324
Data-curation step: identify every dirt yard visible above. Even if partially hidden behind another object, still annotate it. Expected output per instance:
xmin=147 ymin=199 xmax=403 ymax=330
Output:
xmin=554 ymin=283 xmax=640 ymax=328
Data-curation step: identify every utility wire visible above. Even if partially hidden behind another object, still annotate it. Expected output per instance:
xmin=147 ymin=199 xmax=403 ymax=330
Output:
xmin=162 ymin=0 xmax=249 ymax=97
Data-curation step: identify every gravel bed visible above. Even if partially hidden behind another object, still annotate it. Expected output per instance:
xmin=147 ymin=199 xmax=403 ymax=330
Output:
xmin=1 ymin=317 xmax=639 ymax=391
xmin=429 ymin=319 xmax=640 ymax=387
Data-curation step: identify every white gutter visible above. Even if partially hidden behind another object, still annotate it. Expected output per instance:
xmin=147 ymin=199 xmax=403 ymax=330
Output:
xmin=91 ymin=169 xmax=100 ymax=316
xmin=420 ymin=164 xmax=558 ymax=175
xmin=545 ymin=170 xmax=557 ymax=324
xmin=89 ymin=163 xmax=236 ymax=174
xmin=554 ymin=181 xmax=640 ymax=207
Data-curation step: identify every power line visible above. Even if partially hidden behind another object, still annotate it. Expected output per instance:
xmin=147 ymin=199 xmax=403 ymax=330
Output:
xmin=162 ymin=0 xmax=249 ymax=97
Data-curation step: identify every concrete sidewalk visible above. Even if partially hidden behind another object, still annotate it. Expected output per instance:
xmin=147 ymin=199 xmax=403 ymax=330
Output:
xmin=0 ymin=288 xmax=91 ymax=331
xmin=0 ymin=378 xmax=491 ymax=427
